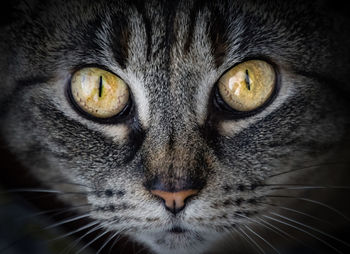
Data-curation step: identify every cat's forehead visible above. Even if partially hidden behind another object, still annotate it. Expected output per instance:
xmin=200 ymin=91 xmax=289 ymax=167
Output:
xmin=21 ymin=0 xmax=326 ymax=74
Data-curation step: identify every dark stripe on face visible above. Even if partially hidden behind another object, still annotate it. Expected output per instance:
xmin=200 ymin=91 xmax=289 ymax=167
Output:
xmin=132 ymin=0 xmax=152 ymax=62
xmin=184 ymin=0 xmax=206 ymax=53
xmin=16 ymin=76 xmax=53 ymax=88
xmin=184 ymin=1 xmax=228 ymax=67
xmin=208 ymin=2 xmax=229 ymax=68
xmin=163 ymin=0 xmax=180 ymax=61
xmin=160 ymin=0 xmax=180 ymax=147
xmin=110 ymin=11 xmax=130 ymax=69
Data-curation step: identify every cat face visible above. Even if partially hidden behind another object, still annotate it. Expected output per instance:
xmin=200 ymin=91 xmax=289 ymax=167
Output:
xmin=1 ymin=0 xmax=349 ymax=253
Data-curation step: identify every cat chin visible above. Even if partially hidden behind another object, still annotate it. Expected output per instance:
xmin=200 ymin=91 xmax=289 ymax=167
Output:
xmin=130 ymin=230 xmax=223 ymax=254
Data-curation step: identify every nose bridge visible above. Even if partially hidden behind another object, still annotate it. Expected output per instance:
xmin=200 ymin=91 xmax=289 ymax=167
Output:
xmin=144 ymin=129 xmax=205 ymax=184
xmin=149 ymin=110 xmax=192 ymax=145
xmin=146 ymin=112 xmax=200 ymax=165
xmin=143 ymin=83 xmax=207 ymax=201
xmin=147 ymin=78 xmax=195 ymax=146
xmin=143 ymin=125 xmax=207 ymax=194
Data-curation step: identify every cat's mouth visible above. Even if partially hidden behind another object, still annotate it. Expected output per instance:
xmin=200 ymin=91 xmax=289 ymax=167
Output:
xmin=168 ymin=226 xmax=187 ymax=234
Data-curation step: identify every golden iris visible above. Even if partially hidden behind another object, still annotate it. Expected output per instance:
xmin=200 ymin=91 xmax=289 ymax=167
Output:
xmin=70 ymin=67 xmax=129 ymax=118
xmin=218 ymin=60 xmax=275 ymax=112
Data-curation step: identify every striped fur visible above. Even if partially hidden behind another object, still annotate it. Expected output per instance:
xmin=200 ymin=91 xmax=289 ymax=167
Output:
xmin=1 ymin=0 xmax=350 ymax=253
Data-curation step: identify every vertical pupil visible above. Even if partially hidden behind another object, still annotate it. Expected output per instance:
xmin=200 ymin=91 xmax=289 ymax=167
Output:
xmin=245 ymin=69 xmax=250 ymax=90
xmin=99 ymin=76 xmax=103 ymax=97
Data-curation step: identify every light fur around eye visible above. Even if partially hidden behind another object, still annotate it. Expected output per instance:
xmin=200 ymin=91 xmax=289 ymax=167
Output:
xmin=218 ymin=60 xmax=275 ymax=112
xmin=70 ymin=67 xmax=129 ymax=118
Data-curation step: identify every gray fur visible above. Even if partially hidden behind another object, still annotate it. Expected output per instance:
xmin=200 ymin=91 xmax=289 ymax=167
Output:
xmin=1 ymin=0 xmax=350 ymax=253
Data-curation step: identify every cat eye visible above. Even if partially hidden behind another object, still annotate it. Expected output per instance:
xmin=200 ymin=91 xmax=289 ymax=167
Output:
xmin=217 ymin=60 xmax=276 ymax=112
xmin=69 ymin=67 xmax=129 ymax=119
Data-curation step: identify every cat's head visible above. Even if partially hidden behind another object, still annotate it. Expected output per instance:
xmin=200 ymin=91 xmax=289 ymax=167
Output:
xmin=1 ymin=0 xmax=350 ymax=253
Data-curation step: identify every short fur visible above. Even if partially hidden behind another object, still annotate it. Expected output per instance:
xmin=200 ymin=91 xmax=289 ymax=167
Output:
xmin=1 ymin=0 xmax=350 ymax=253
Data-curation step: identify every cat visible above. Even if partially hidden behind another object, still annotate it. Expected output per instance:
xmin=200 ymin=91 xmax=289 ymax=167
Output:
xmin=0 ymin=0 xmax=350 ymax=253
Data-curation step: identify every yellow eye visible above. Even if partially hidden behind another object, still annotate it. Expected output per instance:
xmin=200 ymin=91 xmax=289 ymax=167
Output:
xmin=70 ymin=67 xmax=129 ymax=118
xmin=217 ymin=60 xmax=276 ymax=112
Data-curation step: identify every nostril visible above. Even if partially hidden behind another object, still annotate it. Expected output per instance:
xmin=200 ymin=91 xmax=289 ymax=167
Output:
xmin=151 ymin=189 xmax=199 ymax=215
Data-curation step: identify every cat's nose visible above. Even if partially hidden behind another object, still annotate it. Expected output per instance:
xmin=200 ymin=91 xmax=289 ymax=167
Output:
xmin=151 ymin=189 xmax=199 ymax=215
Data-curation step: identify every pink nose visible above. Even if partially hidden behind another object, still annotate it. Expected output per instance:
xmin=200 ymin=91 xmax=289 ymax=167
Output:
xmin=151 ymin=189 xmax=199 ymax=214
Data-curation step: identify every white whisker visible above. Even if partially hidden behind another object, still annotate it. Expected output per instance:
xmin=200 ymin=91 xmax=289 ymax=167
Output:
xmin=60 ymin=223 xmax=105 ymax=254
xmin=268 ymin=162 xmax=348 ymax=178
xmin=107 ymin=232 xmax=124 ymax=254
xmin=46 ymin=180 xmax=92 ymax=189
xmin=18 ymin=204 xmax=92 ymax=221
xmin=245 ymin=225 xmax=281 ymax=254
xmin=265 ymin=184 xmax=350 ymax=191
xmin=266 ymin=195 xmax=350 ymax=222
xmin=76 ymin=230 xmax=110 ymax=254
xmin=237 ymin=227 xmax=266 ymax=254
xmin=256 ymin=217 xmax=306 ymax=247
xmin=1 ymin=188 xmax=62 ymax=194
xmin=235 ymin=213 xmax=288 ymax=241
xmin=260 ymin=202 xmax=333 ymax=226
xmin=271 ymin=212 xmax=350 ymax=247
xmin=44 ymin=213 xmax=90 ymax=230
xmin=96 ymin=230 xmax=121 ymax=254
xmin=49 ymin=221 xmax=100 ymax=242
xmin=264 ymin=214 xmax=343 ymax=254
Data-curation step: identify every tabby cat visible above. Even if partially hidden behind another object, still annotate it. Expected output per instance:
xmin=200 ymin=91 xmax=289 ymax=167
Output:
xmin=1 ymin=0 xmax=350 ymax=253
